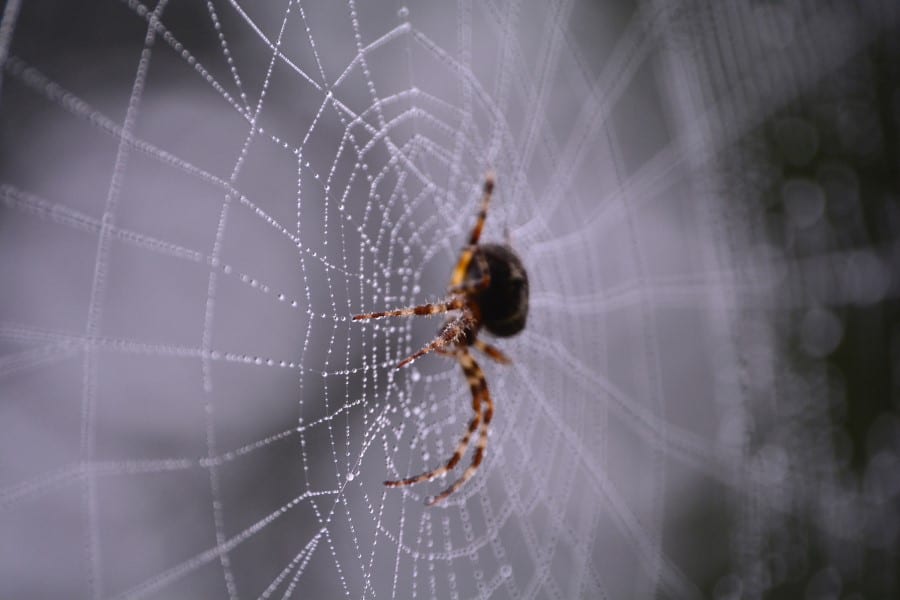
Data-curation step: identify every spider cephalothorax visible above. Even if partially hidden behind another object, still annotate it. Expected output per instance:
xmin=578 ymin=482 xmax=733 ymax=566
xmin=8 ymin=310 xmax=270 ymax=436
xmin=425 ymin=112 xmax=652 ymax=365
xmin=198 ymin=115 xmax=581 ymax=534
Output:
xmin=353 ymin=173 xmax=529 ymax=505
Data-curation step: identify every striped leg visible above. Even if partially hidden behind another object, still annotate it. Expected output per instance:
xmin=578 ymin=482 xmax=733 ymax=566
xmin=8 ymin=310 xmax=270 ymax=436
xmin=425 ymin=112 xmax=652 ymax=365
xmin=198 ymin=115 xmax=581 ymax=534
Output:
xmin=468 ymin=172 xmax=495 ymax=246
xmin=396 ymin=313 xmax=476 ymax=368
xmin=450 ymin=172 xmax=495 ymax=288
xmin=426 ymin=352 xmax=493 ymax=506
xmin=473 ymin=339 xmax=511 ymax=364
xmin=384 ymin=349 xmax=483 ymax=489
xmin=353 ymin=297 xmax=464 ymax=321
xmin=448 ymin=249 xmax=490 ymax=295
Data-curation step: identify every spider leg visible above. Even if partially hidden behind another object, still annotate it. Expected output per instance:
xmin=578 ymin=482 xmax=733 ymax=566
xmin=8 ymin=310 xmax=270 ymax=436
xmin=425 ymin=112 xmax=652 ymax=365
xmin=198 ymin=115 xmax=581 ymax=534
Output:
xmin=396 ymin=313 xmax=475 ymax=369
xmin=384 ymin=349 xmax=483 ymax=488
xmin=353 ymin=297 xmax=464 ymax=321
xmin=426 ymin=352 xmax=494 ymax=506
xmin=448 ymin=249 xmax=490 ymax=295
xmin=450 ymin=173 xmax=495 ymax=288
xmin=468 ymin=171 xmax=495 ymax=247
xmin=473 ymin=339 xmax=511 ymax=364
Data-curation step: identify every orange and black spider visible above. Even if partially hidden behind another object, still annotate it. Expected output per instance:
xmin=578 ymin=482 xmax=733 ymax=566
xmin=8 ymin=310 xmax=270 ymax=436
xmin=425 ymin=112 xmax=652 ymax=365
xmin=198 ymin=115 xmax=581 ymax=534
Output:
xmin=353 ymin=172 xmax=529 ymax=505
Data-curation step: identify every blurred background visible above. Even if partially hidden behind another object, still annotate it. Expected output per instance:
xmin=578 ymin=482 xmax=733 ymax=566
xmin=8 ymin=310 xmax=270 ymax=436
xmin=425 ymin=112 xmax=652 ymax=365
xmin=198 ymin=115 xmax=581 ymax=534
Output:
xmin=1 ymin=0 xmax=898 ymax=598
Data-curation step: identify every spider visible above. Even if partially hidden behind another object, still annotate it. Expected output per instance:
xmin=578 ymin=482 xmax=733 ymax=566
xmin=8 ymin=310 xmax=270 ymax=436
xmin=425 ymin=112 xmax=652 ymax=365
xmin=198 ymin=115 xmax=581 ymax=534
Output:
xmin=353 ymin=172 xmax=529 ymax=505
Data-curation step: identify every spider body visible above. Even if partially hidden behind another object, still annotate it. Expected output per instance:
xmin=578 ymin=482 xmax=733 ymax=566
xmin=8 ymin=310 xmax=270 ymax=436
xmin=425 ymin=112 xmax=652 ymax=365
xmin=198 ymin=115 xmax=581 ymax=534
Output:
xmin=353 ymin=173 xmax=527 ymax=505
xmin=468 ymin=243 xmax=529 ymax=337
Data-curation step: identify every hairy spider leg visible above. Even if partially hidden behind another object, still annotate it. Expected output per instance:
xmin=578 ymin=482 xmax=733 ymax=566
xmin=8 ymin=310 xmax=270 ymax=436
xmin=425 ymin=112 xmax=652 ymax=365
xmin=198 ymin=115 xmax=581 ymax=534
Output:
xmin=448 ymin=249 xmax=491 ymax=295
xmin=352 ymin=297 xmax=465 ymax=321
xmin=450 ymin=172 xmax=495 ymax=289
xmin=384 ymin=349 xmax=484 ymax=490
xmin=473 ymin=339 xmax=511 ymax=364
xmin=427 ymin=351 xmax=494 ymax=506
xmin=395 ymin=312 xmax=477 ymax=369
xmin=469 ymin=172 xmax=495 ymax=246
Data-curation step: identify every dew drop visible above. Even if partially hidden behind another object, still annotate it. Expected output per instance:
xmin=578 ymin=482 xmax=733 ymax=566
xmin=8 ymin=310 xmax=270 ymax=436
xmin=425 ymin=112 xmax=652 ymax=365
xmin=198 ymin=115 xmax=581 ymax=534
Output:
xmin=818 ymin=162 xmax=859 ymax=218
xmin=840 ymin=250 xmax=889 ymax=306
xmin=800 ymin=307 xmax=843 ymax=357
xmin=782 ymin=178 xmax=825 ymax=228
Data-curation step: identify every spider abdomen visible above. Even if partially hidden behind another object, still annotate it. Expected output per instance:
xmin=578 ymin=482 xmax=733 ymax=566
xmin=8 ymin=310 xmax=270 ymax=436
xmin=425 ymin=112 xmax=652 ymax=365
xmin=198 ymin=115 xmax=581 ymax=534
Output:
xmin=471 ymin=244 xmax=529 ymax=337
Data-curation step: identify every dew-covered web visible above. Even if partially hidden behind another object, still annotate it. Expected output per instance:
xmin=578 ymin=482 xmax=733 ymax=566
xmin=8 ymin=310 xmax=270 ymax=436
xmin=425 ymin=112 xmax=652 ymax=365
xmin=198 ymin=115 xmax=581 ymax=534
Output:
xmin=1 ymin=1 xmax=899 ymax=599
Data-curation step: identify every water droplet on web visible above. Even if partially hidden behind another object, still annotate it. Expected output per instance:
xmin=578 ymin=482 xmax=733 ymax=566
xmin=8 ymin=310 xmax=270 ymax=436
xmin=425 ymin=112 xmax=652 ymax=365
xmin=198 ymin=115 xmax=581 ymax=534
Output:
xmin=398 ymin=6 xmax=409 ymax=19
xmin=411 ymin=369 xmax=421 ymax=382
xmin=500 ymin=565 xmax=513 ymax=578
xmin=781 ymin=178 xmax=824 ymax=229
xmin=840 ymin=250 xmax=889 ymax=305
xmin=799 ymin=307 xmax=843 ymax=357
xmin=346 ymin=472 xmax=355 ymax=481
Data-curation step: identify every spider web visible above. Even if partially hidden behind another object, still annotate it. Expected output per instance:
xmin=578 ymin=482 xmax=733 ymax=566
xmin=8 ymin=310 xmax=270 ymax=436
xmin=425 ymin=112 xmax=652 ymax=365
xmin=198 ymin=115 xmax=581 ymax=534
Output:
xmin=1 ymin=1 xmax=898 ymax=599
